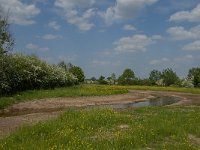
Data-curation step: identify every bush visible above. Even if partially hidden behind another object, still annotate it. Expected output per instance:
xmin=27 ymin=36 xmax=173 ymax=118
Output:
xmin=180 ymin=79 xmax=194 ymax=88
xmin=0 ymin=54 xmax=78 ymax=95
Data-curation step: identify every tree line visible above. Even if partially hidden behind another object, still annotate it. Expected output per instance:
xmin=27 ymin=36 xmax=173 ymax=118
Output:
xmin=91 ymin=67 xmax=200 ymax=88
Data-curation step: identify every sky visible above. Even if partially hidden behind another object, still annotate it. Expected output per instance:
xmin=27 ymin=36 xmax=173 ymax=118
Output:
xmin=1 ymin=0 xmax=200 ymax=78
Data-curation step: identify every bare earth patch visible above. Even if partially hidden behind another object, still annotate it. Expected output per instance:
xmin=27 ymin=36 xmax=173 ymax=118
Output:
xmin=0 ymin=90 xmax=199 ymax=138
xmin=189 ymin=134 xmax=200 ymax=148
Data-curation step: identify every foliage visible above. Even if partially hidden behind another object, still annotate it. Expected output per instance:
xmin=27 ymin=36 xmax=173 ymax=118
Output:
xmin=0 ymin=9 xmax=14 ymax=54
xmin=118 ymin=68 xmax=135 ymax=85
xmin=0 ymin=54 xmax=78 ymax=95
xmin=161 ymin=68 xmax=179 ymax=86
xmin=188 ymin=67 xmax=200 ymax=87
xmin=69 ymin=66 xmax=85 ymax=82
xmin=57 ymin=60 xmax=67 ymax=71
xmin=1 ymin=107 xmax=200 ymax=149
xmin=133 ymin=78 xmax=153 ymax=86
xmin=90 ymin=77 xmax=96 ymax=81
xmin=149 ymin=70 xmax=162 ymax=85
xmin=98 ymin=76 xmax=108 ymax=85
xmin=106 ymin=73 xmax=117 ymax=85
xmin=111 ymin=73 xmax=116 ymax=84
xmin=180 ymin=78 xmax=194 ymax=88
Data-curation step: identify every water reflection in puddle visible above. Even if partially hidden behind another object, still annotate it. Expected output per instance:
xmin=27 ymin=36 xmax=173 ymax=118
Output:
xmin=94 ymin=96 xmax=180 ymax=109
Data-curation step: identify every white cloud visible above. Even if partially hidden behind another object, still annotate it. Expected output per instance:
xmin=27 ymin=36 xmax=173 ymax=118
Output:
xmin=39 ymin=47 xmax=49 ymax=52
xmin=113 ymin=34 xmax=160 ymax=53
xmin=48 ymin=21 xmax=61 ymax=30
xmin=169 ymin=4 xmax=200 ymax=22
xmin=91 ymin=60 xmax=121 ymax=67
xmin=123 ymin=24 xmax=136 ymax=31
xmin=167 ymin=26 xmax=197 ymax=40
xmin=54 ymin=0 xmax=96 ymax=31
xmin=26 ymin=43 xmax=38 ymax=50
xmin=0 ymin=0 xmax=40 ymax=25
xmin=42 ymin=34 xmax=62 ymax=40
xmin=175 ymin=55 xmax=193 ymax=62
xmin=167 ymin=25 xmax=200 ymax=51
xmin=150 ymin=58 xmax=169 ymax=65
xmin=91 ymin=60 xmax=111 ymax=66
xmin=58 ymin=55 xmax=77 ymax=62
xmin=100 ymin=0 xmax=158 ymax=25
xmin=26 ymin=43 xmax=49 ymax=52
xmin=151 ymin=35 xmax=162 ymax=40
xmin=182 ymin=40 xmax=200 ymax=51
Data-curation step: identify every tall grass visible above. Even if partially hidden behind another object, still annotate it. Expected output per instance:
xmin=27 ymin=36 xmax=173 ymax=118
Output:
xmin=1 ymin=107 xmax=200 ymax=149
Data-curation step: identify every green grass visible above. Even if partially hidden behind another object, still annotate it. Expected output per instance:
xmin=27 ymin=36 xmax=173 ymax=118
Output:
xmin=0 ymin=85 xmax=128 ymax=109
xmin=1 ymin=107 xmax=200 ymax=150
xmin=117 ymin=85 xmax=200 ymax=94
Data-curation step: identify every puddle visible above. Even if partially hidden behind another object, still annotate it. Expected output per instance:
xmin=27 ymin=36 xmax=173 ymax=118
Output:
xmin=93 ymin=96 xmax=180 ymax=109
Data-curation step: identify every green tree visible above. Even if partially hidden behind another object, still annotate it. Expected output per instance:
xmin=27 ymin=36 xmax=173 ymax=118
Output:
xmin=111 ymin=73 xmax=116 ymax=84
xmin=90 ymin=77 xmax=96 ymax=81
xmin=0 ymin=9 xmax=14 ymax=54
xmin=58 ymin=60 xmax=67 ymax=71
xmin=98 ymin=75 xmax=107 ymax=84
xmin=188 ymin=67 xmax=200 ymax=87
xmin=69 ymin=66 xmax=85 ymax=82
xmin=118 ymin=68 xmax=135 ymax=85
xmin=162 ymin=68 xmax=179 ymax=86
xmin=149 ymin=70 xmax=162 ymax=84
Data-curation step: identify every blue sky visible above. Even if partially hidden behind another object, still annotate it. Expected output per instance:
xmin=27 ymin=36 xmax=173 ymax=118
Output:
xmin=1 ymin=0 xmax=200 ymax=78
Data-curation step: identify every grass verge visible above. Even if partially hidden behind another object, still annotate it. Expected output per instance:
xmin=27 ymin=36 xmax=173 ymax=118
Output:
xmin=1 ymin=107 xmax=200 ymax=150
xmin=118 ymin=85 xmax=200 ymax=94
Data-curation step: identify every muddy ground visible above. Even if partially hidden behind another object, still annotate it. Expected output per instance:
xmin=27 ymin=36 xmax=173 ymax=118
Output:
xmin=0 ymin=90 xmax=199 ymax=138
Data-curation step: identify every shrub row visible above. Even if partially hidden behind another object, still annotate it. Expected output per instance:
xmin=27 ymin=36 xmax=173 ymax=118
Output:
xmin=0 ymin=54 xmax=78 ymax=95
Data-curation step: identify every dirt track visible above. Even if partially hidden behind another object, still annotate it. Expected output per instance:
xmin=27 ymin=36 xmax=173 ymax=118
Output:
xmin=0 ymin=90 xmax=199 ymax=138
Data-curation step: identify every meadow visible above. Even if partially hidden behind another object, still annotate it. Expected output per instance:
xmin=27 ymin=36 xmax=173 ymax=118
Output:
xmin=1 ymin=107 xmax=200 ymax=150
xmin=0 ymin=85 xmax=200 ymax=149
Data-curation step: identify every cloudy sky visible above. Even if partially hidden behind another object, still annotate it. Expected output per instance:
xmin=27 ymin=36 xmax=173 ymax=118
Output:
xmin=1 ymin=0 xmax=200 ymax=78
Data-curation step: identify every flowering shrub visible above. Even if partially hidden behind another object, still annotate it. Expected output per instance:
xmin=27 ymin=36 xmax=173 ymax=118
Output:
xmin=0 ymin=54 xmax=78 ymax=95
xmin=180 ymin=78 xmax=194 ymax=88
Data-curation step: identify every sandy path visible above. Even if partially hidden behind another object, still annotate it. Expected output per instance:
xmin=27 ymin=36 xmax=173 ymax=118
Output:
xmin=0 ymin=90 xmax=199 ymax=138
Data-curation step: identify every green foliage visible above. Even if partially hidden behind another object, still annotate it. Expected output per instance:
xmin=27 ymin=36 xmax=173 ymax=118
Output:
xmin=0 ymin=54 xmax=77 ymax=95
xmin=161 ymin=68 xmax=179 ymax=86
xmin=57 ymin=60 xmax=67 ymax=71
xmin=0 ymin=11 xmax=14 ymax=54
xmin=188 ymin=67 xmax=200 ymax=87
xmin=118 ymin=68 xmax=135 ymax=85
xmin=180 ymin=78 xmax=194 ymax=88
xmin=98 ymin=76 xmax=108 ymax=84
xmin=2 ymin=107 xmax=200 ymax=149
xmin=69 ymin=66 xmax=85 ymax=82
xmin=149 ymin=70 xmax=162 ymax=85
xmin=133 ymin=78 xmax=153 ymax=86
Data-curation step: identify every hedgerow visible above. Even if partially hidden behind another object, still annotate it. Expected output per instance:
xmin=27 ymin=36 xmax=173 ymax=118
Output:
xmin=0 ymin=54 xmax=78 ymax=95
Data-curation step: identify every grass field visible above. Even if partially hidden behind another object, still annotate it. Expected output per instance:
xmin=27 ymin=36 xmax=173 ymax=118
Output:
xmin=123 ymin=85 xmax=200 ymax=94
xmin=0 ymin=85 xmax=200 ymax=149
xmin=1 ymin=107 xmax=200 ymax=150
